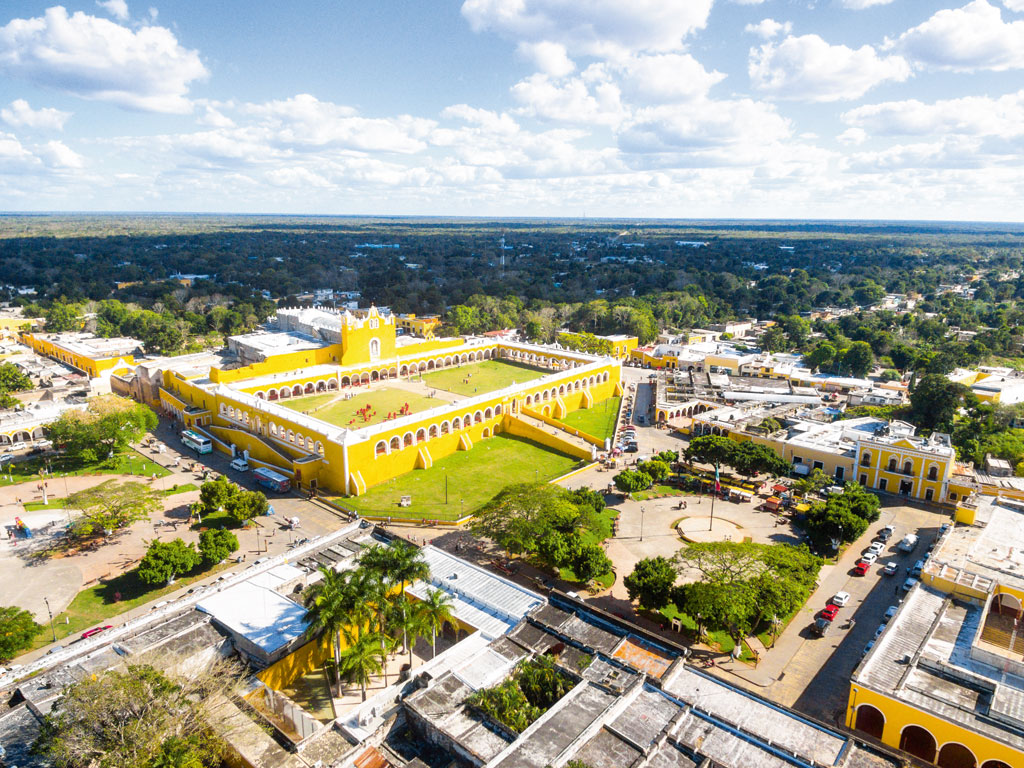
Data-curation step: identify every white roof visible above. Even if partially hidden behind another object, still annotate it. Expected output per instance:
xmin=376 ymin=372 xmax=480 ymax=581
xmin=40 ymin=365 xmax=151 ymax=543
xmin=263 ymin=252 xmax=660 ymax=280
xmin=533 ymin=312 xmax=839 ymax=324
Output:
xmin=197 ymin=580 xmax=307 ymax=654
xmin=246 ymin=563 xmax=304 ymax=591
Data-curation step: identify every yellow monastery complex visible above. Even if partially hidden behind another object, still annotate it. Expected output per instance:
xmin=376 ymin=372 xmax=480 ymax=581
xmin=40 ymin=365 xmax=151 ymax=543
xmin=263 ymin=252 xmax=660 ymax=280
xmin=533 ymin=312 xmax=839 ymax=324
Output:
xmin=126 ymin=307 xmax=620 ymax=496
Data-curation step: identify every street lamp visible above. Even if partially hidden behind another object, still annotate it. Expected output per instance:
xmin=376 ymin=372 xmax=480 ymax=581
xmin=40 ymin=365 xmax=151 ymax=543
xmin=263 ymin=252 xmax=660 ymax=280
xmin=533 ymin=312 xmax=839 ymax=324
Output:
xmin=43 ymin=597 xmax=56 ymax=643
xmin=640 ymin=506 xmax=646 ymax=542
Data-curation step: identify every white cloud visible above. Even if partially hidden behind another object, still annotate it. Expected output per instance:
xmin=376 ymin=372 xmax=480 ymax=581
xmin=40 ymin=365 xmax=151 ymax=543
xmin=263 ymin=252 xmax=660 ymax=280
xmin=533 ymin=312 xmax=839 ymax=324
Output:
xmin=460 ymin=0 xmax=714 ymax=57
xmin=744 ymin=19 xmax=793 ymax=39
xmin=614 ymin=54 xmax=726 ymax=102
xmin=888 ymin=0 xmax=1024 ymax=71
xmin=0 ymin=131 xmax=82 ymax=173
xmin=841 ymin=0 xmax=895 ymax=9
xmin=510 ymin=71 xmax=625 ymax=125
xmin=96 ymin=0 xmax=129 ymax=21
xmin=516 ymin=41 xmax=575 ymax=77
xmin=1005 ymin=0 xmax=1024 ymax=10
xmin=1 ymin=99 xmax=70 ymax=131
xmin=750 ymin=34 xmax=910 ymax=101
xmin=36 ymin=140 xmax=84 ymax=169
xmin=842 ymin=138 xmax=987 ymax=172
xmin=0 ymin=7 xmax=207 ymax=113
xmin=842 ymin=91 xmax=1024 ymax=139
xmin=731 ymin=0 xmax=767 ymax=5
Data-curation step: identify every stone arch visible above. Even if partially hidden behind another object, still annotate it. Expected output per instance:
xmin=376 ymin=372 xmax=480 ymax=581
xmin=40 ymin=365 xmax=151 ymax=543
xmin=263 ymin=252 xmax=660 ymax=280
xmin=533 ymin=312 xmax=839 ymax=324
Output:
xmin=542 ymin=391 xmax=549 ymax=402
xmin=937 ymin=743 xmax=977 ymax=768
xmin=360 ymin=373 xmax=370 ymax=384
xmin=255 ymin=391 xmax=265 ymax=399
xmin=31 ymin=426 xmax=45 ymax=439
xmin=464 ymin=413 xmax=472 ymax=426
xmin=403 ymin=432 xmax=414 ymax=448
xmin=981 ymin=761 xmax=1013 ymax=768
xmin=269 ymin=423 xmax=278 ymax=436
xmin=314 ymin=441 xmax=323 ymax=454
xmin=416 ymin=428 xmax=426 ymax=444
xmin=559 ymin=385 xmax=566 ymax=395
xmin=428 ymin=425 xmax=438 ymax=439
xmin=219 ymin=403 xmax=227 ymax=415
xmin=289 ymin=384 xmax=300 ymax=396
xmin=574 ymin=380 xmax=581 ymax=390
xmin=390 ymin=436 xmax=401 ymax=451
xmin=428 ymin=359 xmax=435 ymax=370
xmin=268 ymin=389 xmax=279 ymax=401
xmin=418 ymin=362 xmax=428 ymax=372
xmin=441 ymin=421 xmax=450 ymax=435
xmin=853 ymin=704 xmax=885 ymax=740
xmin=543 ymin=405 xmax=551 ymax=416
xmin=389 ymin=367 xmax=397 ymax=378
xmin=295 ymin=433 xmax=304 ymax=447
xmin=484 ymin=407 xmax=493 ymax=419
xmin=316 ymin=380 xmax=326 ymax=392
xmin=379 ymin=368 xmax=388 ymax=380
xmin=526 ymin=395 xmax=533 ymax=406
xmin=495 ymin=404 xmax=502 ymax=415
xmin=340 ymin=376 xmax=350 ymax=387
xmin=461 ymin=354 xmax=468 ymax=363
xmin=400 ymin=365 xmax=409 ymax=377
xmin=887 ymin=457 xmax=897 ymax=471
xmin=474 ymin=411 xmax=483 ymax=424
xmin=452 ymin=417 xmax=461 ymax=430
xmin=287 ymin=430 xmax=294 ymax=443
xmin=603 ymin=372 xmax=609 ymax=382
xmin=899 ymin=725 xmax=937 ymax=763
xmin=371 ymin=370 xmax=380 ymax=382
xmin=328 ymin=379 xmax=339 ymax=390
xmin=445 ymin=356 xmax=453 ymax=367
xmin=994 ymin=592 xmax=1023 ymax=616
xmin=482 ymin=427 xmax=491 ymax=438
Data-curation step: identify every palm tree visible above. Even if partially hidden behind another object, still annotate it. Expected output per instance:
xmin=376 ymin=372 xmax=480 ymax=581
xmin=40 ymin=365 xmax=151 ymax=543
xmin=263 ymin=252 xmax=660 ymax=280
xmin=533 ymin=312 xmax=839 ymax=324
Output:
xmin=388 ymin=542 xmax=430 ymax=658
xmin=390 ymin=595 xmax=429 ymax=666
xmin=303 ymin=567 xmax=351 ymax=687
xmin=336 ymin=626 xmax=386 ymax=702
xmin=417 ymin=587 xmax=455 ymax=659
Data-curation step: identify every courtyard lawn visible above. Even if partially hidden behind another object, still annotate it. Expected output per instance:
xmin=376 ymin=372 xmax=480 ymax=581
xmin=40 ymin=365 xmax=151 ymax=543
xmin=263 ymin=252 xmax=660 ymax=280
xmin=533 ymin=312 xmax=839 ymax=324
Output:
xmin=281 ymin=388 xmax=437 ymax=429
xmin=26 ymin=561 xmax=230 ymax=652
xmin=343 ymin=434 xmax=582 ymax=521
xmin=420 ymin=359 xmax=547 ymax=397
xmin=558 ymin=397 xmax=621 ymax=442
xmin=0 ymin=449 xmax=171 ymax=488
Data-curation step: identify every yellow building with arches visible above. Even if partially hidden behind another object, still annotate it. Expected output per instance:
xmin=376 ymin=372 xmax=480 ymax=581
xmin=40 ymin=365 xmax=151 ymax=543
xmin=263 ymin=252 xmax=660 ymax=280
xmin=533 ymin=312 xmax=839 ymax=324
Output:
xmin=156 ymin=307 xmax=621 ymax=496
xmin=848 ymin=494 xmax=1024 ymax=768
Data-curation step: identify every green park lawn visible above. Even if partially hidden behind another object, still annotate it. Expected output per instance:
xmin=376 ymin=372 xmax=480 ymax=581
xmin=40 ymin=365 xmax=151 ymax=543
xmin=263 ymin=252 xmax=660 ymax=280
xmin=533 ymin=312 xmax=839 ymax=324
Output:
xmin=343 ymin=434 xmax=582 ymax=521
xmin=558 ymin=397 xmax=621 ymax=441
xmin=23 ymin=482 xmax=198 ymax=511
xmin=26 ymin=561 xmax=229 ymax=653
xmin=282 ymin=388 xmax=437 ymax=429
xmin=0 ymin=449 xmax=171 ymax=488
xmin=420 ymin=359 xmax=547 ymax=396
xmin=658 ymin=604 xmax=756 ymax=662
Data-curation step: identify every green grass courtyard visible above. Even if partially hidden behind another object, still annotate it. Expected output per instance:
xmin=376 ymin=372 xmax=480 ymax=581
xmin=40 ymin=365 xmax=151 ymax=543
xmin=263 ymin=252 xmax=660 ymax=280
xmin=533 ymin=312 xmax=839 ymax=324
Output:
xmin=420 ymin=359 xmax=547 ymax=396
xmin=342 ymin=434 xmax=583 ymax=520
xmin=557 ymin=397 xmax=621 ymax=441
xmin=281 ymin=388 xmax=438 ymax=429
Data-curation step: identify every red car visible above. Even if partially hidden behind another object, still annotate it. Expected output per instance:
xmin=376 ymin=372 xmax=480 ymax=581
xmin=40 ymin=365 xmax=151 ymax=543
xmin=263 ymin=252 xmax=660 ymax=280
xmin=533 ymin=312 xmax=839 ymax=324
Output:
xmin=820 ymin=604 xmax=840 ymax=621
xmin=854 ymin=561 xmax=871 ymax=576
xmin=81 ymin=625 xmax=113 ymax=639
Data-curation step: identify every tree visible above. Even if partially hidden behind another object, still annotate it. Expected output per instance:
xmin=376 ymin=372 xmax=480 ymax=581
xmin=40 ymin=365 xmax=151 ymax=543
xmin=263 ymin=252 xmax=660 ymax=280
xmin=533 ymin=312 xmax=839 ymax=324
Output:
xmin=227 ymin=489 xmax=268 ymax=523
xmin=32 ymin=659 xmax=239 ymax=768
xmin=674 ymin=541 xmax=765 ymax=586
xmin=44 ymin=300 xmax=80 ymax=332
xmin=0 ymin=362 xmax=31 ymax=393
xmin=792 ymin=468 xmax=830 ymax=497
xmin=470 ymin=483 xmax=581 ymax=555
xmin=636 ymin=459 xmax=670 ymax=482
xmin=197 ymin=475 xmax=237 ymax=515
xmin=804 ymin=342 xmax=836 ymax=372
xmin=802 ymin=501 xmax=869 ymax=551
xmin=336 ymin=627 xmax=386 ymax=702
xmin=730 ymin=441 xmax=790 ymax=480
xmin=572 ymin=544 xmax=612 ymax=583
xmin=910 ymin=374 xmax=976 ymax=431
xmin=305 ymin=567 xmax=369 ymax=688
xmin=138 ymin=539 xmax=201 ymax=586
xmin=417 ymin=587 xmax=455 ymax=659
xmin=197 ymin=529 xmax=238 ymax=565
xmin=65 ymin=480 xmax=160 ymax=540
xmin=613 ymin=469 xmax=652 ymax=494
xmin=46 ymin=396 xmax=158 ymax=460
xmin=684 ymin=435 xmax=735 ymax=468
xmin=623 ymin=557 xmax=676 ymax=610
xmin=840 ymin=341 xmax=874 ymax=378
xmin=390 ymin=595 xmax=427 ymax=666
xmin=0 ymin=605 xmax=42 ymax=661
xmin=760 ymin=326 xmax=787 ymax=352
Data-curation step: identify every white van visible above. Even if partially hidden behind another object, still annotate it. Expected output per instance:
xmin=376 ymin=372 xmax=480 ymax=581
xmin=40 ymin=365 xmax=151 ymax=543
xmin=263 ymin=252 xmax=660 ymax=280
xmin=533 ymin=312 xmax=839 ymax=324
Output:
xmin=897 ymin=534 xmax=919 ymax=553
xmin=229 ymin=458 xmax=249 ymax=472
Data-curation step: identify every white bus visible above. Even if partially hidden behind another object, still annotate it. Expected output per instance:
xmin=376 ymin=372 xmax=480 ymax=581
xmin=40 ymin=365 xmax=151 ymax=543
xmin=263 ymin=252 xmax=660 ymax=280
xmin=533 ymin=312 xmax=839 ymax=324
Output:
xmin=181 ymin=429 xmax=212 ymax=454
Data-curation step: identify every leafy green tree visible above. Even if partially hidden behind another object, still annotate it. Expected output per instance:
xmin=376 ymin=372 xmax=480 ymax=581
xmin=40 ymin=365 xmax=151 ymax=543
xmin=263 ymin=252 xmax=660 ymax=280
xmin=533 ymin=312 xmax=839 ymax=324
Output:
xmin=65 ymin=480 xmax=160 ymax=540
xmin=43 ymin=300 xmax=80 ymax=332
xmin=304 ymin=567 xmax=369 ymax=687
xmin=613 ymin=469 xmax=652 ymax=494
xmin=537 ymin=530 xmax=582 ymax=569
xmin=336 ymin=627 xmax=386 ymax=702
xmin=197 ymin=476 xmax=237 ymax=516
xmin=910 ymin=374 xmax=976 ymax=431
xmin=792 ymin=468 xmax=830 ymax=496
xmin=878 ymin=369 xmax=901 ymax=382
xmin=0 ymin=362 xmax=31 ymax=393
xmin=197 ymin=529 xmax=238 ymax=565
xmin=730 ymin=441 xmax=790 ymax=480
xmin=684 ymin=435 xmax=735 ymax=468
xmin=636 ymin=459 xmax=670 ymax=482
xmin=416 ymin=587 xmax=455 ymax=659
xmin=138 ymin=539 xmax=201 ymax=586
xmin=0 ymin=605 xmax=42 ymax=661
xmin=46 ymin=396 xmax=157 ymax=459
xmin=804 ymin=342 xmax=836 ymax=372
xmin=470 ymin=483 xmax=582 ymax=555
xmin=227 ymin=489 xmax=268 ymax=523
xmin=802 ymin=501 xmax=869 ymax=551
xmin=840 ymin=341 xmax=874 ymax=378
xmin=572 ymin=544 xmax=612 ymax=583
xmin=760 ymin=326 xmax=787 ymax=352
xmin=623 ymin=557 xmax=676 ymax=610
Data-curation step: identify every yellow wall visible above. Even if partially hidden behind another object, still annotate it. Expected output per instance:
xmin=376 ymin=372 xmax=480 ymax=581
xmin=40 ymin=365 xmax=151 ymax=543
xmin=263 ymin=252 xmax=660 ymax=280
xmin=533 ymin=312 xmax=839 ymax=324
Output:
xmin=21 ymin=333 xmax=136 ymax=379
xmin=523 ymin=406 xmax=606 ymax=447
xmin=847 ymin=684 xmax=1023 ymax=768
xmin=854 ymin=440 xmax=952 ymax=503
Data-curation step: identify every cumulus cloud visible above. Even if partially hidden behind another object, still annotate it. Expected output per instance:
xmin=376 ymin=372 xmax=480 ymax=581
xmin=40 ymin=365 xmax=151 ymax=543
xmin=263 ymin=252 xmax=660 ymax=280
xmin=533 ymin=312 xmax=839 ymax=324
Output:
xmin=0 ymin=7 xmax=207 ymax=113
xmin=461 ymin=0 xmax=714 ymax=56
xmin=0 ymin=131 xmax=82 ymax=173
xmin=750 ymin=34 xmax=910 ymax=101
xmin=510 ymin=71 xmax=625 ymax=125
xmin=842 ymin=91 xmax=1024 ymax=139
xmin=1 ymin=99 xmax=70 ymax=131
xmin=744 ymin=19 xmax=793 ymax=39
xmin=1005 ymin=0 xmax=1024 ymax=10
xmin=517 ymin=41 xmax=575 ymax=77
xmin=96 ymin=0 xmax=129 ymax=21
xmin=887 ymin=0 xmax=1024 ymax=71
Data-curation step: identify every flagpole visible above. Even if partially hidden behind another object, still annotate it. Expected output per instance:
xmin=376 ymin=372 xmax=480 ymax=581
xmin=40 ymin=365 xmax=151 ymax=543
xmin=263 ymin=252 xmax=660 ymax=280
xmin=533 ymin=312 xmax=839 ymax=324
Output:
xmin=709 ymin=461 xmax=718 ymax=532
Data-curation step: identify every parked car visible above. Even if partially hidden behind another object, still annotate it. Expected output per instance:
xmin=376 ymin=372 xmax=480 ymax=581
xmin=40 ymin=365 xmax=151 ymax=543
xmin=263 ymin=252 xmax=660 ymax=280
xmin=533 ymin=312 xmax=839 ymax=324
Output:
xmin=859 ymin=552 xmax=878 ymax=565
xmin=831 ymin=591 xmax=851 ymax=607
xmin=229 ymin=457 xmax=249 ymax=472
xmin=873 ymin=624 xmax=887 ymax=640
xmin=854 ymin=561 xmax=871 ymax=576
xmin=898 ymin=534 xmax=919 ymax=553
xmin=878 ymin=524 xmax=895 ymax=541
xmin=901 ymin=577 xmax=916 ymax=592
xmin=883 ymin=605 xmax=898 ymax=624
xmin=821 ymin=604 xmax=840 ymax=622
xmin=624 ymin=444 xmax=639 ymax=453
xmin=81 ymin=625 xmax=113 ymax=639
xmin=812 ymin=617 xmax=832 ymax=637
xmin=910 ymin=560 xmax=925 ymax=578
xmin=882 ymin=562 xmax=899 ymax=576
xmin=862 ymin=641 xmax=875 ymax=656
xmin=867 ymin=541 xmax=885 ymax=555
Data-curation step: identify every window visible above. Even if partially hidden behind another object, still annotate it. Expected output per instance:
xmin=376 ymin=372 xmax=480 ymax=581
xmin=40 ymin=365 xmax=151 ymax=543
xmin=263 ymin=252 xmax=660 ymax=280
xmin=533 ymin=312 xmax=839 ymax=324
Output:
xmin=925 ymin=488 xmax=934 ymax=501
xmin=879 ymin=478 xmax=888 ymax=491
xmin=927 ymin=465 xmax=938 ymax=481
xmin=950 ymin=492 xmax=958 ymax=501
xmin=369 ymin=318 xmax=379 ymax=329
xmin=861 ymin=452 xmax=871 ymax=466
xmin=903 ymin=460 xmax=913 ymax=475
xmin=835 ymin=467 xmax=845 ymax=481
xmin=369 ymin=337 xmax=381 ymax=361
xmin=888 ymin=458 xmax=897 ymax=472
xmin=812 ymin=461 xmax=824 ymax=471
xmin=793 ymin=456 xmax=803 ymax=465
xmin=860 ymin=474 xmax=867 ymax=485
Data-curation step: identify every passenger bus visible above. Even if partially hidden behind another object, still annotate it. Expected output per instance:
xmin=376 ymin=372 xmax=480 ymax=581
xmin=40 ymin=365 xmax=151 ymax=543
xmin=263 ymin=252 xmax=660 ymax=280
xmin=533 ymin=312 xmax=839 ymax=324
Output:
xmin=252 ymin=466 xmax=291 ymax=493
xmin=180 ymin=429 xmax=212 ymax=454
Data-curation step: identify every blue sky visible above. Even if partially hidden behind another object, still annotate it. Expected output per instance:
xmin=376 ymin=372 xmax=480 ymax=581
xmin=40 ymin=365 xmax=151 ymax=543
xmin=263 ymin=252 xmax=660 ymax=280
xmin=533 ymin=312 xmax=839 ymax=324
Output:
xmin=0 ymin=0 xmax=1023 ymax=220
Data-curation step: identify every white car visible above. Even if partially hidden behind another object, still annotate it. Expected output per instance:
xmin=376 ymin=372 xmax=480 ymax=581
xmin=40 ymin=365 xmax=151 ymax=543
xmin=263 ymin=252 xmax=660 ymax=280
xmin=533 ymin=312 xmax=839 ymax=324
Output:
xmin=867 ymin=541 xmax=885 ymax=555
xmin=859 ymin=552 xmax=879 ymax=565
xmin=831 ymin=591 xmax=851 ymax=607
xmin=883 ymin=605 xmax=898 ymax=624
